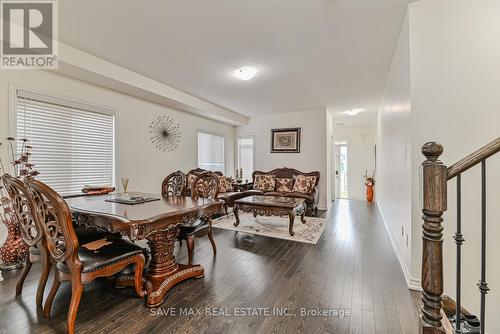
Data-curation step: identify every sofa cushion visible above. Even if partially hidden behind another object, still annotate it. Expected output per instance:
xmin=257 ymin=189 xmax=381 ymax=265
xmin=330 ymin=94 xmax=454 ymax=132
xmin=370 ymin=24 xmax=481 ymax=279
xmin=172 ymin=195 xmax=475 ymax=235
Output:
xmin=275 ymin=177 xmax=294 ymax=193
xmin=285 ymin=192 xmax=315 ymax=203
xmin=254 ymin=174 xmax=276 ymax=191
xmin=218 ymin=191 xmax=245 ymax=200
xmin=219 ymin=191 xmax=254 ymax=206
xmin=292 ymin=175 xmax=317 ymax=194
xmin=264 ymin=191 xmax=314 ymax=204
xmin=218 ymin=176 xmax=234 ymax=192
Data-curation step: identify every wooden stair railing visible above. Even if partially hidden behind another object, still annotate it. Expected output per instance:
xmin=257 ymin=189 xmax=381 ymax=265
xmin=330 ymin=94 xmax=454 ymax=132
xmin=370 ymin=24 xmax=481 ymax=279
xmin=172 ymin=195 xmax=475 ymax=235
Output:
xmin=420 ymin=138 xmax=500 ymax=334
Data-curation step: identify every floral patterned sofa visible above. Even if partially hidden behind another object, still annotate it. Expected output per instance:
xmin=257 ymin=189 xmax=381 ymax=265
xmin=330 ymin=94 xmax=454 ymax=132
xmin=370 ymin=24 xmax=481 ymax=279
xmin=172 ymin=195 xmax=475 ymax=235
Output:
xmin=245 ymin=167 xmax=320 ymax=216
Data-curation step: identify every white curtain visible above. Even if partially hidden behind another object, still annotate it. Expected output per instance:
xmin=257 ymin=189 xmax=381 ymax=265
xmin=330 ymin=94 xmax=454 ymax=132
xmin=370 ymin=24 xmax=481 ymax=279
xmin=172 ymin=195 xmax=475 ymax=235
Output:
xmin=197 ymin=132 xmax=225 ymax=173
xmin=16 ymin=90 xmax=115 ymax=196
xmin=237 ymin=136 xmax=254 ymax=181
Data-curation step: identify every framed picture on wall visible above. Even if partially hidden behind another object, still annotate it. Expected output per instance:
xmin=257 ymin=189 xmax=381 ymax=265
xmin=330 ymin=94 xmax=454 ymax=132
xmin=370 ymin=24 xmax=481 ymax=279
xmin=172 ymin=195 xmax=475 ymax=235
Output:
xmin=271 ymin=127 xmax=301 ymax=153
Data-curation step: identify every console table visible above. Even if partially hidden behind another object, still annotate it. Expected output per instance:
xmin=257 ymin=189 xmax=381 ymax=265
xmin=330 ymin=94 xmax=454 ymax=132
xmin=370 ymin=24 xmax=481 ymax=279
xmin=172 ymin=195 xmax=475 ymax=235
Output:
xmin=232 ymin=181 xmax=253 ymax=192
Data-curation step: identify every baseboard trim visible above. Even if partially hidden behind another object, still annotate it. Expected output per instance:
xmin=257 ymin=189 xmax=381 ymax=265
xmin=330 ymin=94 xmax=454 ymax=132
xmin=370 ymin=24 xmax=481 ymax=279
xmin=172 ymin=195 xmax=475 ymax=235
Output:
xmin=376 ymin=203 xmax=422 ymax=291
xmin=408 ymin=277 xmax=422 ymax=291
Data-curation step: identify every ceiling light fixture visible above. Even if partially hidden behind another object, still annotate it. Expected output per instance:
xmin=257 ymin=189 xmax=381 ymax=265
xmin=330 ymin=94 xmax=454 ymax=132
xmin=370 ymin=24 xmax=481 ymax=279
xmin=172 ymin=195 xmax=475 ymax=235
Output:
xmin=235 ymin=67 xmax=258 ymax=81
xmin=343 ymin=108 xmax=364 ymax=116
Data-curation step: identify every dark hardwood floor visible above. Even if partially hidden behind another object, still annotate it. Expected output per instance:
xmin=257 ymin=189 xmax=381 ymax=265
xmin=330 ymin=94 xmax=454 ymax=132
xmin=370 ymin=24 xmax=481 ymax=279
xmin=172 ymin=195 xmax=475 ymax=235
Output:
xmin=0 ymin=200 xmax=419 ymax=334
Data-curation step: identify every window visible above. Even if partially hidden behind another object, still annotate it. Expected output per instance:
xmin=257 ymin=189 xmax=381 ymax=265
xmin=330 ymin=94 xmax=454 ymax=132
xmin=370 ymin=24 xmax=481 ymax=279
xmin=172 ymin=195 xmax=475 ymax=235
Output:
xmin=197 ymin=131 xmax=225 ymax=173
xmin=15 ymin=89 xmax=115 ymax=196
xmin=237 ymin=135 xmax=254 ymax=181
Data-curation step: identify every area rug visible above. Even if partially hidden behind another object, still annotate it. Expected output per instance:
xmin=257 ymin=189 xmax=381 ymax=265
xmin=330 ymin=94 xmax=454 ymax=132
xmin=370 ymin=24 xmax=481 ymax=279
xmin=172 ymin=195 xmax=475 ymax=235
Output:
xmin=212 ymin=212 xmax=327 ymax=244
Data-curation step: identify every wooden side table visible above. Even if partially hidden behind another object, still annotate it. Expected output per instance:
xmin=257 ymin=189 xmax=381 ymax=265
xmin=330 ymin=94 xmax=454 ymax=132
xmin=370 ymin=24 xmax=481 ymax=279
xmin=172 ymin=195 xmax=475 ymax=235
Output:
xmin=232 ymin=182 xmax=253 ymax=192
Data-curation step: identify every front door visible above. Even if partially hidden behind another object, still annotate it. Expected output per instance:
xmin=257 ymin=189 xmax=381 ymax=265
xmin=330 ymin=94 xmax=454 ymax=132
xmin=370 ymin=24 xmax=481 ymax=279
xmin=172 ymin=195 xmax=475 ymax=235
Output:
xmin=335 ymin=141 xmax=348 ymax=199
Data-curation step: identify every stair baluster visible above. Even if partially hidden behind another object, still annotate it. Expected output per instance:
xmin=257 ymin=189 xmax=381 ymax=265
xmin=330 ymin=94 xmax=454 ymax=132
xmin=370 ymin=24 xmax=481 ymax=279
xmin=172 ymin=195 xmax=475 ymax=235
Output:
xmin=453 ymin=174 xmax=464 ymax=334
xmin=421 ymin=137 xmax=500 ymax=334
xmin=478 ymin=161 xmax=489 ymax=334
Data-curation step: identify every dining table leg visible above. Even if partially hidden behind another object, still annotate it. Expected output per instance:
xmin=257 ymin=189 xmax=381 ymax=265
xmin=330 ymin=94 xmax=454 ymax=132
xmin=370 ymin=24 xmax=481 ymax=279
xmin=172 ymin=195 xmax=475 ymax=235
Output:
xmin=144 ymin=224 xmax=204 ymax=308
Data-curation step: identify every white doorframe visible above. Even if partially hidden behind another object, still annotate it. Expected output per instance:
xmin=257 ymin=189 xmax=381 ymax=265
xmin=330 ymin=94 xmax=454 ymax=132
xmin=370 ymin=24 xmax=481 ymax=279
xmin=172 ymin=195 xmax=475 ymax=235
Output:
xmin=331 ymin=135 xmax=336 ymax=201
xmin=334 ymin=138 xmax=350 ymax=199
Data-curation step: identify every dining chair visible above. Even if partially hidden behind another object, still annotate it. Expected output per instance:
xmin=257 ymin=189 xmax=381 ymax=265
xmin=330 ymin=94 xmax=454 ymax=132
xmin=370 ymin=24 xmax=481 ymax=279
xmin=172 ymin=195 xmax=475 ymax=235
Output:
xmin=178 ymin=171 xmax=219 ymax=264
xmin=161 ymin=170 xmax=186 ymax=197
xmin=25 ymin=178 xmax=146 ymax=334
xmin=1 ymin=174 xmax=46 ymax=306
xmin=2 ymin=174 xmax=109 ymax=307
xmin=161 ymin=171 xmax=189 ymax=255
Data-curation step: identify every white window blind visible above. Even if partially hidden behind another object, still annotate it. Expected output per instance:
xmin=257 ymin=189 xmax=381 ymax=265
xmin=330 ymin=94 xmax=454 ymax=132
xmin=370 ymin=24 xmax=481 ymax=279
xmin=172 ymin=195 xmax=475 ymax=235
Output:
xmin=197 ymin=131 xmax=225 ymax=173
xmin=237 ymin=135 xmax=254 ymax=181
xmin=16 ymin=89 xmax=115 ymax=196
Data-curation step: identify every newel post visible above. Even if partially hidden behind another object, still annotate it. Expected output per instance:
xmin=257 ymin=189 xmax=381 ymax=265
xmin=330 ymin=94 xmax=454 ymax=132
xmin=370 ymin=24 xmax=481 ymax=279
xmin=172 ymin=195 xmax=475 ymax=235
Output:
xmin=420 ymin=142 xmax=448 ymax=334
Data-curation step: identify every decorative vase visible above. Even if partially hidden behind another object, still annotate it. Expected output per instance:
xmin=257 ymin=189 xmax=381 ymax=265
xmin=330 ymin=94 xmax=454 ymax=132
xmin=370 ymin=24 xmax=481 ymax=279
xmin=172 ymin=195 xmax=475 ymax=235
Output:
xmin=0 ymin=200 xmax=28 ymax=270
xmin=366 ymin=185 xmax=374 ymax=203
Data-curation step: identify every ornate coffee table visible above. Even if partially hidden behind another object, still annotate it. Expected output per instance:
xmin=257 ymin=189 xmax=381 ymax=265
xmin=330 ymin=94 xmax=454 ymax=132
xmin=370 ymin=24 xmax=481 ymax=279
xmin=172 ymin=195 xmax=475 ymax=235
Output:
xmin=233 ymin=195 xmax=306 ymax=236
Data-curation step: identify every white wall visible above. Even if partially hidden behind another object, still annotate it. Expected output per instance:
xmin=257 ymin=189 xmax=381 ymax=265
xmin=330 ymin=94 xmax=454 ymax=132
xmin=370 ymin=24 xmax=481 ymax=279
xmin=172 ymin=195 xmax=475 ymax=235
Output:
xmin=0 ymin=70 xmax=235 ymax=245
xmin=409 ymin=0 xmax=500 ymax=328
xmin=376 ymin=11 xmax=415 ymax=287
xmin=326 ymin=109 xmax=335 ymax=204
xmin=334 ymin=124 xmax=375 ymax=201
xmin=236 ymin=109 xmax=328 ymax=209
xmin=378 ymin=6 xmax=500 ymax=330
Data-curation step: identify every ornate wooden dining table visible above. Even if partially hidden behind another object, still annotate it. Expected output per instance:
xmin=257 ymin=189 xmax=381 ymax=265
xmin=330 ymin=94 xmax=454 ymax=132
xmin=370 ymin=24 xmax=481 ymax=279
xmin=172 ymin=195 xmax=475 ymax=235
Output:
xmin=65 ymin=194 xmax=224 ymax=307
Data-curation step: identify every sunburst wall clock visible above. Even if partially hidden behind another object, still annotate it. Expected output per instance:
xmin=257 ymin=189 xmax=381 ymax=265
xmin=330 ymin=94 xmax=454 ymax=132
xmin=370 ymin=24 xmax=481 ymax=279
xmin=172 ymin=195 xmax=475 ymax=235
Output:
xmin=149 ymin=115 xmax=181 ymax=152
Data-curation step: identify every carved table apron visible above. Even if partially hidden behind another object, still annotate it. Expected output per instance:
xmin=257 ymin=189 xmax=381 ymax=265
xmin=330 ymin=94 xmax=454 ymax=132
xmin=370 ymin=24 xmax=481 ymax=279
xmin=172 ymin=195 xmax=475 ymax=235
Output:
xmin=68 ymin=195 xmax=223 ymax=307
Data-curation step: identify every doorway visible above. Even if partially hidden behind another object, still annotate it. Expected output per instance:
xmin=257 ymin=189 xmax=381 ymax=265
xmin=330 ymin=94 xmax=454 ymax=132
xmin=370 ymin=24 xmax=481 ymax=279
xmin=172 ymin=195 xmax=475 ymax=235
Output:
xmin=335 ymin=140 xmax=349 ymax=199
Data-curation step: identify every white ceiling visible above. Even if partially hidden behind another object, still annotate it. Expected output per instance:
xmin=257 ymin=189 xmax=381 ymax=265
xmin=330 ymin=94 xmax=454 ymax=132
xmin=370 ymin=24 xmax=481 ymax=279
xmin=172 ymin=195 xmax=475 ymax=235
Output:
xmin=333 ymin=110 xmax=379 ymax=127
xmin=58 ymin=0 xmax=413 ymax=119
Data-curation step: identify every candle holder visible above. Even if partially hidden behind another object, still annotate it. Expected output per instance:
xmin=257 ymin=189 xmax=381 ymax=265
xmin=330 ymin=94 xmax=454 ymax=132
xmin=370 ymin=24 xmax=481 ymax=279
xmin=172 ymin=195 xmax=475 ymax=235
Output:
xmin=235 ymin=168 xmax=243 ymax=183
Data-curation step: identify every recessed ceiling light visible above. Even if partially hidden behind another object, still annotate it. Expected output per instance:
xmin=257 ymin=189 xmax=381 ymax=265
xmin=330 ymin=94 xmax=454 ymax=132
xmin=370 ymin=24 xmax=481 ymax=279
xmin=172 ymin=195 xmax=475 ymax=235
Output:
xmin=235 ymin=67 xmax=258 ymax=81
xmin=343 ymin=108 xmax=364 ymax=116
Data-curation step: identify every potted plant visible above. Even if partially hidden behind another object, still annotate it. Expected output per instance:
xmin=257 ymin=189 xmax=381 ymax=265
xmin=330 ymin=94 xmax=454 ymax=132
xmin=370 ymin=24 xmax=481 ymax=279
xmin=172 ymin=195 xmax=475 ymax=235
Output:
xmin=0 ymin=137 xmax=38 ymax=271
xmin=364 ymin=171 xmax=375 ymax=203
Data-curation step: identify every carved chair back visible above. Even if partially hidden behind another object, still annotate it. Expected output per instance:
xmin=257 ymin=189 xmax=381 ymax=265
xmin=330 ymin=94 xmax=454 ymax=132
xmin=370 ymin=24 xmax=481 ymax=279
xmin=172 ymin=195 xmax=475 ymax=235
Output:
xmin=26 ymin=178 xmax=81 ymax=273
xmin=1 ymin=174 xmax=42 ymax=247
xmin=186 ymin=168 xmax=223 ymax=177
xmin=190 ymin=171 xmax=219 ymax=201
xmin=161 ymin=171 xmax=186 ymax=197
xmin=185 ymin=168 xmax=223 ymax=191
